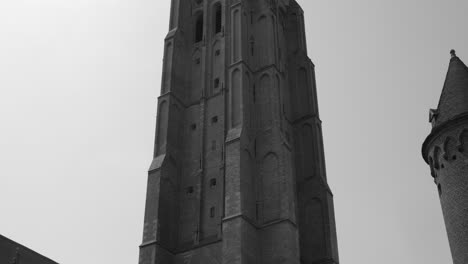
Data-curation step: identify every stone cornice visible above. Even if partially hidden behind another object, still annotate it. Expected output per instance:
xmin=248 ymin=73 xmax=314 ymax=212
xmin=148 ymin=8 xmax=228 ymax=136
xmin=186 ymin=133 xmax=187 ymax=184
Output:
xmin=422 ymin=112 xmax=468 ymax=163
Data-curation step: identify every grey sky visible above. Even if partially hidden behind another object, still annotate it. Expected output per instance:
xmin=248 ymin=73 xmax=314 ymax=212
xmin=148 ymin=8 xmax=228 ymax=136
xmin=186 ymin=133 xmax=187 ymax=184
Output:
xmin=0 ymin=0 xmax=465 ymax=263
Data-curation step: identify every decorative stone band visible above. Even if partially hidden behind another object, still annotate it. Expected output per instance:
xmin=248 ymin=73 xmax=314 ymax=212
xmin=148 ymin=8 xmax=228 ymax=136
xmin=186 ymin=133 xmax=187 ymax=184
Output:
xmin=422 ymin=112 xmax=468 ymax=164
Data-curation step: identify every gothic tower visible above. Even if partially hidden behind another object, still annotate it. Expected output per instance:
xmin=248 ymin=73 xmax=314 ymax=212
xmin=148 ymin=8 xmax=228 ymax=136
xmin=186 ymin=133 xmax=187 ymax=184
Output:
xmin=138 ymin=0 xmax=339 ymax=263
xmin=422 ymin=50 xmax=468 ymax=264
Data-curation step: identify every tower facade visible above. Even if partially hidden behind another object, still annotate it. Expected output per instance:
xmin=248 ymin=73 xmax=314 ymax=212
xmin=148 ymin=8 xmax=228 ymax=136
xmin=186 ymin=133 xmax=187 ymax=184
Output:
xmin=422 ymin=50 xmax=468 ymax=264
xmin=138 ymin=0 xmax=339 ymax=263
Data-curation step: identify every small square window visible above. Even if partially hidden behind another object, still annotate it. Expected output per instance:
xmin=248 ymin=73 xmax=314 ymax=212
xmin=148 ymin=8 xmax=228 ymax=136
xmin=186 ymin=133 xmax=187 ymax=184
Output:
xmin=211 ymin=116 xmax=218 ymax=124
xmin=215 ymin=49 xmax=220 ymax=56
xmin=214 ymin=78 xmax=220 ymax=88
xmin=195 ymin=58 xmax=201 ymax=64
xmin=210 ymin=178 xmax=217 ymax=187
xmin=186 ymin=186 xmax=194 ymax=194
xmin=191 ymin=123 xmax=197 ymax=130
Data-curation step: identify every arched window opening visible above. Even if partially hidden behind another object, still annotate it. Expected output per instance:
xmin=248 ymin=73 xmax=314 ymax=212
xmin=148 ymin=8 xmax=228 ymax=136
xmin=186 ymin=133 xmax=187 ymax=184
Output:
xmin=214 ymin=3 xmax=222 ymax=34
xmin=429 ymin=157 xmax=436 ymax=178
xmin=195 ymin=14 xmax=204 ymax=43
xmin=460 ymin=130 xmax=468 ymax=153
xmin=433 ymin=147 xmax=441 ymax=170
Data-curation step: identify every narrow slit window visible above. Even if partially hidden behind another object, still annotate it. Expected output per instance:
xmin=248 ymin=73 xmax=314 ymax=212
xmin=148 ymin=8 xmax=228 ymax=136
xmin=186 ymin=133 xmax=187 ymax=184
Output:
xmin=210 ymin=207 xmax=215 ymax=218
xmin=195 ymin=14 xmax=204 ymax=43
xmin=214 ymin=4 xmax=222 ymax=34
xmin=214 ymin=78 xmax=220 ymax=88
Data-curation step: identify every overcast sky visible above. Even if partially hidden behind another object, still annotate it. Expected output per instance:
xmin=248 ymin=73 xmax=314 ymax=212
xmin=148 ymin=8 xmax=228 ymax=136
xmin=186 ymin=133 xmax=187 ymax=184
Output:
xmin=1 ymin=0 xmax=466 ymax=263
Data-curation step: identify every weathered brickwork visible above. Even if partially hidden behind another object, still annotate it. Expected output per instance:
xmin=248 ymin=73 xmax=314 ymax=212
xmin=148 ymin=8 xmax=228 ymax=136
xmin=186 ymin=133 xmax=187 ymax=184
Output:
xmin=139 ymin=0 xmax=339 ymax=263
xmin=422 ymin=51 xmax=468 ymax=264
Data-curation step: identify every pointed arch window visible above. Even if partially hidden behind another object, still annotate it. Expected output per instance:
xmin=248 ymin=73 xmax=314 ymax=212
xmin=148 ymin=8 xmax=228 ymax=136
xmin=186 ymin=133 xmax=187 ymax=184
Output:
xmin=195 ymin=14 xmax=204 ymax=43
xmin=214 ymin=3 xmax=222 ymax=34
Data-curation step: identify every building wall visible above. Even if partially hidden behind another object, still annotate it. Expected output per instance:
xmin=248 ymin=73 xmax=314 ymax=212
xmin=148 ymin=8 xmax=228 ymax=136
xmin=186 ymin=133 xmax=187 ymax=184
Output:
xmin=424 ymin=119 xmax=468 ymax=264
xmin=0 ymin=235 xmax=58 ymax=264
xmin=139 ymin=1 xmax=340 ymax=263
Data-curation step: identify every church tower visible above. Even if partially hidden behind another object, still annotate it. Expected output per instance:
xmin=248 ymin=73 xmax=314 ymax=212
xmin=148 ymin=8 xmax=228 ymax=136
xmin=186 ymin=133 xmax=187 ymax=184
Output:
xmin=138 ymin=0 xmax=339 ymax=263
xmin=422 ymin=50 xmax=468 ymax=264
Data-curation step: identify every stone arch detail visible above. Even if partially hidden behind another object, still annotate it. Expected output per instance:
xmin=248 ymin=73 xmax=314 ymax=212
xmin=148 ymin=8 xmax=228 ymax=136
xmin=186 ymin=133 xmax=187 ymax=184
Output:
xmin=443 ymin=136 xmax=457 ymax=161
xmin=459 ymin=129 xmax=468 ymax=154
xmin=212 ymin=2 xmax=222 ymax=35
xmin=257 ymin=15 xmax=275 ymax=66
xmin=194 ymin=12 xmax=204 ymax=43
xmin=231 ymin=8 xmax=241 ymax=62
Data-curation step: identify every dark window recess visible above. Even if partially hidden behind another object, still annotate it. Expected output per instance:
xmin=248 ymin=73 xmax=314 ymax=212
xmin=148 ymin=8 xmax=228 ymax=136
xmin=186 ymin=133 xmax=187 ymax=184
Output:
xmin=453 ymin=155 xmax=457 ymax=160
xmin=195 ymin=58 xmax=201 ymax=64
xmin=195 ymin=14 xmax=204 ymax=43
xmin=214 ymin=4 xmax=222 ymax=34
xmin=210 ymin=178 xmax=217 ymax=187
xmin=186 ymin=186 xmax=194 ymax=194
xmin=215 ymin=49 xmax=221 ymax=56
xmin=191 ymin=123 xmax=197 ymax=130
xmin=211 ymin=116 xmax=218 ymax=124
xmin=214 ymin=78 xmax=220 ymax=88
xmin=210 ymin=207 xmax=215 ymax=218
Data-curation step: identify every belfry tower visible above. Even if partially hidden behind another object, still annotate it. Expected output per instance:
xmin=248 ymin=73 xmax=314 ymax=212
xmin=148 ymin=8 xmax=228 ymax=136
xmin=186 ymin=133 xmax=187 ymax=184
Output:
xmin=422 ymin=50 xmax=468 ymax=264
xmin=138 ymin=0 xmax=339 ymax=263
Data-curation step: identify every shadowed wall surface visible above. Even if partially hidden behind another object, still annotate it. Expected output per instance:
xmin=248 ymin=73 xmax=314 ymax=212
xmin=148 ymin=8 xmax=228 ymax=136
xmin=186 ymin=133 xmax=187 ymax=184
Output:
xmin=0 ymin=235 xmax=58 ymax=264
xmin=138 ymin=0 xmax=338 ymax=263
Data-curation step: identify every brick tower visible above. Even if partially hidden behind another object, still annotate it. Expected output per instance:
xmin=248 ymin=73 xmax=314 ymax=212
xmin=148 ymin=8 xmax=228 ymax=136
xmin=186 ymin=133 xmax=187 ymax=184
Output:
xmin=422 ymin=50 xmax=468 ymax=264
xmin=138 ymin=0 xmax=339 ymax=263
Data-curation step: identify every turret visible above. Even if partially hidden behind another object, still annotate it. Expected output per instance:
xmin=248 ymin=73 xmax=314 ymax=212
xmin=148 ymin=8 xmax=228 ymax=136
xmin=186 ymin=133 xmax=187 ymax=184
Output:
xmin=422 ymin=50 xmax=468 ymax=264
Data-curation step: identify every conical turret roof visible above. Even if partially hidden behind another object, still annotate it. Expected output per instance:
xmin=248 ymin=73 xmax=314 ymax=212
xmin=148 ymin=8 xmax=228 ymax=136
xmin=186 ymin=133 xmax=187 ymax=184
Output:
xmin=432 ymin=50 xmax=468 ymax=128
